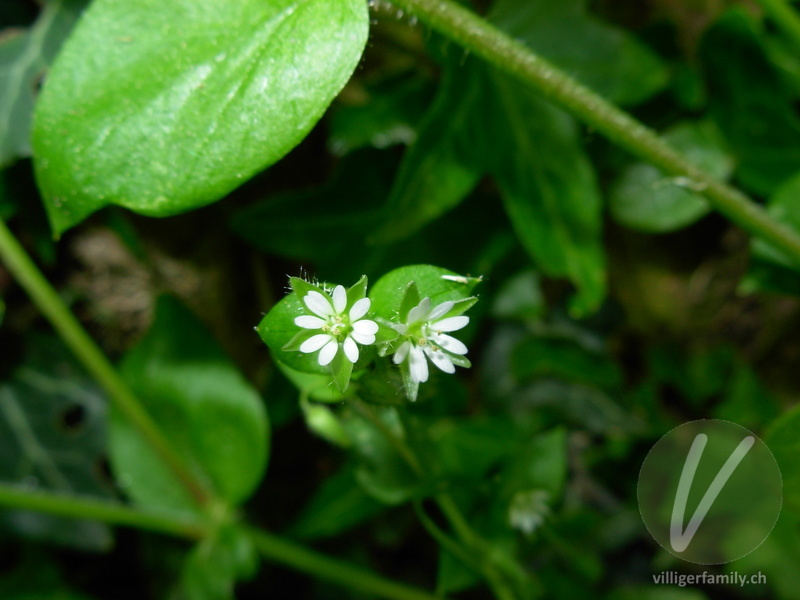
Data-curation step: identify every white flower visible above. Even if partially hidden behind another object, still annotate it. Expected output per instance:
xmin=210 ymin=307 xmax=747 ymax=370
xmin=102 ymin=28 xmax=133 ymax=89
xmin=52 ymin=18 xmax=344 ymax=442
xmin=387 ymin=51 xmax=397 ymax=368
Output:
xmin=294 ymin=285 xmax=378 ymax=366
xmin=392 ymin=297 xmax=469 ymax=384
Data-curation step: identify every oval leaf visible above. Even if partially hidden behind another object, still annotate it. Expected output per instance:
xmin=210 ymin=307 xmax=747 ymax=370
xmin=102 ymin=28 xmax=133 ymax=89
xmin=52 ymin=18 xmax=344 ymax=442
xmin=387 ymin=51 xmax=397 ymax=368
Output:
xmin=112 ymin=296 xmax=270 ymax=513
xmin=32 ymin=0 xmax=369 ymax=234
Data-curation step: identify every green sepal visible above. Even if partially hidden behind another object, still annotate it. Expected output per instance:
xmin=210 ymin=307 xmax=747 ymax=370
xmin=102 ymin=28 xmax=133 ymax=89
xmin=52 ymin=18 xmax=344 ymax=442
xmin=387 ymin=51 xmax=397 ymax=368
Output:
xmin=290 ymin=276 xmax=324 ymax=303
xmin=399 ymin=281 xmax=421 ymax=322
xmin=399 ymin=361 xmax=420 ymax=402
xmin=347 ymin=274 xmax=369 ymax=307
xmin=282 ymin=329 xmax=317 ymax=353
xmin=330 ymin=348 xmax=355 ymax=393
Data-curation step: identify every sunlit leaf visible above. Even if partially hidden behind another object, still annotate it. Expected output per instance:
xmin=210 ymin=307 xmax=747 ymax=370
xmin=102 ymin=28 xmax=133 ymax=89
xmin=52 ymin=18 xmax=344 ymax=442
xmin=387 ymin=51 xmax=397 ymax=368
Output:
xmin=32 ymin=0 xmax=369 ymax=234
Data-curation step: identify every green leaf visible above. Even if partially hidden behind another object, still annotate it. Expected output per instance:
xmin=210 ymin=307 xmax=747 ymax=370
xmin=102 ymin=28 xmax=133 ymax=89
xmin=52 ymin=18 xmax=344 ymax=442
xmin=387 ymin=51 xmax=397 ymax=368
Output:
xmin=609 ymin=121 xmax=733 ymax=232
xmin=299 ymin=396 xmax=350 ymax=447
xmin=510 ymin=336 xmax=623 ymax=390
xmin=489 ymin=0 xmax=668 ymax=105
xmin=368 ymin=264 xmax=480 ymax=322
xmin=274 ymin=360 xmax=345 ymax=403
xmin=342 ymin=407 xmax=422 ymax=505
xmin=766 ymin=405 xmax=800 ymax=514
xmin=380 ymin=55 xmax=605 ymax=314
xmin=0 ymin=336 xmax=113 ymax=551
xmin=742 ymin=172 xmax=800 ymax=295
xmin=288 ymin=463 xmax=386 ymax=540
xmin=0 ymin=0 xmax=86 ymax=168
xmin=753 ymin=171 xmax=800 ymax=268
xmin=32 ymin=0 xmax=369 ymax=234
xmin=230 ymin=148 xmax=396 ymax=278
xmin=486 ymin=67 xmax=605 ymax=316
xmin=370 ymin=61 xmax=482 ymax=243
xmin=179 ymin=524 xmax=259 ymax=600
xmin=497 ymin=428 xmax=567 ymax=501
xmin=112 ymin=296 xmax=269 ymax=513
xmin=701 ymin=9 xmax=800 ymax=195
xmin=328 ymin=72 xmax=432 ymax=155
xmin=490 ymin=270 xmax=545 ymax=321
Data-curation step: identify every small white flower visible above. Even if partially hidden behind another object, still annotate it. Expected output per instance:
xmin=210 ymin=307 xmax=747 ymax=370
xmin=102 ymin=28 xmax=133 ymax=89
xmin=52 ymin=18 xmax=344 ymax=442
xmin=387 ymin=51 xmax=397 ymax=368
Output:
xmin=294 ymin=285 xmax=378 ymax=366
xmin=392 ymin=297 xmax=469 ymax=384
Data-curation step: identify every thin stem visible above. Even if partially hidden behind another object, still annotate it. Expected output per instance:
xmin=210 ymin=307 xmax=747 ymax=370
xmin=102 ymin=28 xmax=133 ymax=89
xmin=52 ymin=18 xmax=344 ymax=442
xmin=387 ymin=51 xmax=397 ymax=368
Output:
xmin=352 ymin=401 xmax=521 ymax=600
xmin=389 ymin=0 xmax=800 ymax=265
xmin=247 ymin=527 xmax=445 ymax=600
xmin=413 ymin=499 xmax=483 ymax=574
xmin=756 ymin=0 xmax=800 ymax=50
xmin=0 ymin=220 xmax=211 ymax=507
xmin=0 ymin=484 xmax=446 ymax=600
xmin=0 ymin=483 xmax=208 ymax=540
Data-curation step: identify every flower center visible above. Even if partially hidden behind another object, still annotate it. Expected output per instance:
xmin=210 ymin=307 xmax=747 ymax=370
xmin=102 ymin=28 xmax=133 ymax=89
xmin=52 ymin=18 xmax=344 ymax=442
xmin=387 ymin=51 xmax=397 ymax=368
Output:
xmin=323 ymin=314 xmax=351 ymax=340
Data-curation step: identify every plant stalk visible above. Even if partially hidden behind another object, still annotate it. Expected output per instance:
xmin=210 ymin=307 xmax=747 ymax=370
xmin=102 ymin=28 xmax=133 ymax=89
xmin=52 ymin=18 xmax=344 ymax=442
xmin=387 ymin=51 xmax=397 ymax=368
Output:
xmin=388 ymin=0 xmax=800 ymax=264
xmin=248 ymin=527 xmax=446 ymax=600
xmin=0 ymin=219 xmax=211 ymax=507
xmin=0 ymin=483 xmax=208 ymax=540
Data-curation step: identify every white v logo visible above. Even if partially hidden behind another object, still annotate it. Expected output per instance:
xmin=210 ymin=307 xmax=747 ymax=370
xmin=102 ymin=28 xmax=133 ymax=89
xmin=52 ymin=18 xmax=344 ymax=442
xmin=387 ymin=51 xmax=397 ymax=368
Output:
xmin=670 ymin=433 xmax=755 ymax=552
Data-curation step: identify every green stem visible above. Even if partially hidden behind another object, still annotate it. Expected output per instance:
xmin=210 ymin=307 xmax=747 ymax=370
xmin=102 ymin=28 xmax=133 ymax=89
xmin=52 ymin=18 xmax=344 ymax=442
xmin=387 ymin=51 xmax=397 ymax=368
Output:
xmin=0 ymin=220 xmax=211 ymax=507
xmin=0 ymin=483 xmax=208 ymax=540
xmin=756 ymin=0 xmax=800 ymax=50
xmin=352 ymin=401 xmax=521 ymax=600
xmin=0 ymin=484 xmax=445 ymax=600
xmin=247 ymin=527 xmax=445 ymax=600
xmin=389 ymin=0 xmax=800 ymax=265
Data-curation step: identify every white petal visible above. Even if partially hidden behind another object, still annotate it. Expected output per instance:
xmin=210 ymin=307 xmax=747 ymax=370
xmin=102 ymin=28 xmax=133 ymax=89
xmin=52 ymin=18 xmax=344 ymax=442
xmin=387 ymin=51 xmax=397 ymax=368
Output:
xmin=332 ymin=285 xmax=347 ymax=314
xmin=352 ymin=319 xmax=379 ymax=335
xmin=318 ymin=340 xmax=339 ymax=366
xmin=304 ymin=291 xmax=333 ymax=317
xmin=431 ymin=333 xmax=468 ymax=355
xmin=424 ymin=346 xmax=455 ymax=374
xmin=294 ymin=315 xmax=326 ymax=329
xmin=349 ymin=297 xmax=371 ymax=321
xmin=427 ymin=300 xmax=454 ymax=321
xmin=343 ymin=336 xmax=359 ymax=363
xmin=407 ymin=297 xmax=431 ymax=324
xmin=351 ymin=331 xmax=376 ymax=345
xmin=393 ymin=341 xmax=411 ymax=365
xmin=300 ymin=334 xmax=333 ymax=353
xmin=409 ymin=345 xmax=429 ymax=383
xmin=431 ymin=316 xmax=469 ymax=332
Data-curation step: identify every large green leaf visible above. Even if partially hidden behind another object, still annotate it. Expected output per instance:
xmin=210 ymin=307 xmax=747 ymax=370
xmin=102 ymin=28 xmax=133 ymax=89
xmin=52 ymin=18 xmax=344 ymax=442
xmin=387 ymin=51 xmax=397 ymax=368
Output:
xmin=370 ymin=63 xmax=482 ymax=243
xmin=0 ymin=337 xmax=113 ymax=551
xmin=377 ymin=56 xmax=605 ymax=314
xmin=32 ymin=0 xmax=369 ymax=234
xmin=0 ymin=0 xmax=86 ymax=168
xmin=485 ymin=67 xmax=605 ymax=316
xmin=288 ymin=463 xmax=385 ymax=540
xmin=111 ymin=296 xmax=269 ymax=513
xmin=489 ymin=0 xmax=668 ymax=105
xmin=701 ymin=9 xmax=800 ymax=196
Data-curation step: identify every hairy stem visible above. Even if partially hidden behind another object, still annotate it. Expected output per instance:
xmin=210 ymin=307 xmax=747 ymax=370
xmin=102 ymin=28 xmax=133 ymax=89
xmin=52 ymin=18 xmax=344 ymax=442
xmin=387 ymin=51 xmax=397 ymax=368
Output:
xmin=0 ymin=220 xmax=211 ymax=507
xmin=388 ymin=0 xmax=800 ymax=264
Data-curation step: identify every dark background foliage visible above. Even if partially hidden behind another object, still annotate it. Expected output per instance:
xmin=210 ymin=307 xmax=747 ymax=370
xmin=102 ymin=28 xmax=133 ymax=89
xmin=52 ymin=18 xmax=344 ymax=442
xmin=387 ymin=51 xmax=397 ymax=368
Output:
xmin=2 ymin=0 xmax=800 ymax=599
